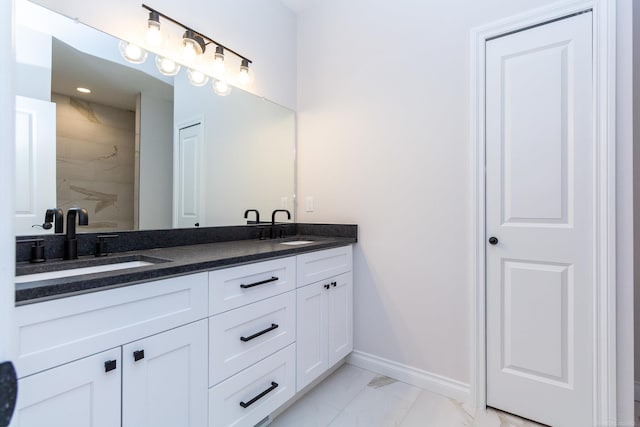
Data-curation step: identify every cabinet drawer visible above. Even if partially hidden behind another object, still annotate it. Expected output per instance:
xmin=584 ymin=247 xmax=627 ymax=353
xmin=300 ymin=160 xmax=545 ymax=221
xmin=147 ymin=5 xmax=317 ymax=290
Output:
xmin=296 ymin=245 xmax=352 ymax=287
xmin=16 ymin=272 xmax=208 ymax=378
xmin=209 ymin=291 xmax=295 ymax=386
xmin=209 ymin=344 xmax=295 ymax=427
xmin=209 ymin=257 xmax=295 ymax=315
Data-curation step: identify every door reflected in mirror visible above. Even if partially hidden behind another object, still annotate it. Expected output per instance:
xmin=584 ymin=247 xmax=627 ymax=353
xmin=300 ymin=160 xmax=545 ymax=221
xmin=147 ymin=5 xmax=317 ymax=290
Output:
xmin=14 ymin=0 xmax=295 ymax=236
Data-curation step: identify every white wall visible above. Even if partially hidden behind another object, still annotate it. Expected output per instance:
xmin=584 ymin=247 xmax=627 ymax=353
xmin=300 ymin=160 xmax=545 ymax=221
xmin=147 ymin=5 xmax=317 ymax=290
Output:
xmin=295 ymin=0 xmax=634 ymax=401
xmin=296 ymin=0 xmax=561 ymax=387
xmin=15 ymin=25 xmax=50 ymax=101
xmin=31 ymin=0 xmax=297 ymax=110
xmin=138 ymin=92 xmax=173 ymax=229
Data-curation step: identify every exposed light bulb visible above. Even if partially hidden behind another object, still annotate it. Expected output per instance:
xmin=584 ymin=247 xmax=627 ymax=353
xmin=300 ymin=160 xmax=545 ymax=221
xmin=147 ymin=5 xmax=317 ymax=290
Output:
xmin=182 ymin=30 xmax=205 ymax=62
xmin=119 ymin=40 xmax=147 ymax=64
xmin=183 ymin=41 xmax=198 ymax=61
xmin=187 ymin=68 xmax=209 ymax=87
xmin=212 ymin=46 xmax=225 ymax=76
xmin=213 ymin=79 xmax=232 ymax=96
xmin=237 ymin=59 xmax=254 ymax=86
xmin=146 ymin=11 xmax=162 ymax=47
xmin=155 ymin=55 xmax=180 ymax=76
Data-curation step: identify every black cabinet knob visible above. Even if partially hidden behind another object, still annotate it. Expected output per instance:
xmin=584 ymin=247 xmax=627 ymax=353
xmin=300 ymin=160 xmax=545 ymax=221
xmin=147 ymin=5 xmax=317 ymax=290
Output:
xmin=133 ymin=350 xmax=145 ymax=362
xmin=488 ymin=237 xmax=499 ymax=245
xmin=331 ymin=282 xmax=337 ymax=287
xmin=104 ymin=360 xmax=117 ymax=373
xmin=324 ymin=284 xmax=330 ymax=290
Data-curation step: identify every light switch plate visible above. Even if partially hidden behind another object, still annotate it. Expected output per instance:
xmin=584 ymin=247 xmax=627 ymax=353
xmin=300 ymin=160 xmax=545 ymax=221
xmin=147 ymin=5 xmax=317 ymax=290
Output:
xmin=305 ymin=196 xmax=314 ymax=212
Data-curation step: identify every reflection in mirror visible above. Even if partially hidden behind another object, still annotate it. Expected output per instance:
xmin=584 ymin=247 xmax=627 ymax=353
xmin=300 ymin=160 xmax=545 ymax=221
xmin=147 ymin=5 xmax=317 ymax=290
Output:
xmin=14 ymin=0 xmax=295 ymax=236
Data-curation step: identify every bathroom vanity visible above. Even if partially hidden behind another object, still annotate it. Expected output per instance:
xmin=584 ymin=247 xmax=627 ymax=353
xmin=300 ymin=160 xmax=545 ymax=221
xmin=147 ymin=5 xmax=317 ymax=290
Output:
xmin=12 ymin=225 xmax=355 ymax=427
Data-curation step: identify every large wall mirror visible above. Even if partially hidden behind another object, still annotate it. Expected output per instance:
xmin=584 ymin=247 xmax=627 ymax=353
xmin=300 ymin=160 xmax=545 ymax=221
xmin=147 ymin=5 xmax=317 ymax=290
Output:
xmin=14 ymin=0 xmax=295 ymax=236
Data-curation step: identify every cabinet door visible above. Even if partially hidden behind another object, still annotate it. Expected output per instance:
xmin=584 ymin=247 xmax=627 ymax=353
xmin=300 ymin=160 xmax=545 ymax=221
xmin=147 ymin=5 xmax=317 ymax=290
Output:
xmin=328 ymin=272 xmax=353 ymax=366
xmin=296 ymin=281 xmax=328 ymax=391
xmin=122 ymin=320 xmax=208 ymax=427
xmin=11 ymin=348 xmax=121 ymax=427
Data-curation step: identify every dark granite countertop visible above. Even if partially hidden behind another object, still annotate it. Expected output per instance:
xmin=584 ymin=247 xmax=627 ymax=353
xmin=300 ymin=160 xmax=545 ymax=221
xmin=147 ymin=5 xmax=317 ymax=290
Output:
xmin=15 ymin=234 xmax=355 ymax=305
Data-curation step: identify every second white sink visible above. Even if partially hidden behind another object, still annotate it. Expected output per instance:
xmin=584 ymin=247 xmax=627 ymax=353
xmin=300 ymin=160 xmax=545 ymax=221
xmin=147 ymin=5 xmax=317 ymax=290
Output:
xmin=280 ymin=240 xmax=314 ymax=246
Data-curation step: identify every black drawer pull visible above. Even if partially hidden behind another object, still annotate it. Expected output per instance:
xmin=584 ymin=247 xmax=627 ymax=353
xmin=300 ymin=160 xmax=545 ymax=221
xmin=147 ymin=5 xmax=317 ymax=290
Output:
xmin=240 ymin=324 xmax=279 ymax=342
xmin=239 ymin=382 xmax=279 ymax=408
xmin=104 ymin=360 xmax=117 ymax=373
xmin=240 ymin=276 xmax=278 ymax=289
xmin=324 ymin=283 xmax=330 ymax=290
xmin=331 ymin=281 xmax=337 ymax=287
xmin=133 ymin=350 xmax=145 ymax=362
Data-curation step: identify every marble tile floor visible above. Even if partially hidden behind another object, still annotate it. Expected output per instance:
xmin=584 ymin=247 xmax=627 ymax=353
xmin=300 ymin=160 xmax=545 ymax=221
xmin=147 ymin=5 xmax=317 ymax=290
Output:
xmin=270 ymin=364 xmax=548 ymax=427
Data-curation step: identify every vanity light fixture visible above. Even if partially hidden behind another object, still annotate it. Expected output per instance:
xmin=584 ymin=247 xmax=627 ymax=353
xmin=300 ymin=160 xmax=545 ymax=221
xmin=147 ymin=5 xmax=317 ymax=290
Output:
xmin=187 ymin=68 xmax=209 ymax=86
xmin=213 ymin=79 xmax=232 ymax=96
xmin=155 ymin=55 xmax=180 ymax=76
xmin=146 ymin=10 xmax=162 ymax=46
xmin=139 ymin=4 xmax=254 ymax=86
xmin=119 ymin=40 xmax=147 ymax=64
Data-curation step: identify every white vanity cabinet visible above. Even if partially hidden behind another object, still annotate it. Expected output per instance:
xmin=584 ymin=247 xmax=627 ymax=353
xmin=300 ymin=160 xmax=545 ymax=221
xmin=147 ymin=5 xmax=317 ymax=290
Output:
xmin=12 ymin=273 xmax=209 ymax=427
xmin=296 ymin=246 xmax=353 ymax=391
xmin=12 ymin=243 xmax=354 ymax=427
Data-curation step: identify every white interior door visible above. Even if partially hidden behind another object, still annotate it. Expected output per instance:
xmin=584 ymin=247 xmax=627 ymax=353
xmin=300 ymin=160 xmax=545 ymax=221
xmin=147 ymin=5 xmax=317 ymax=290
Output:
xmin=14 ymin=96 xmax=56 ymax=235
xmin=485 ymin=12 xmax=593 ymax=427
xmin=174 ymin=123 xmax=202 ymax=228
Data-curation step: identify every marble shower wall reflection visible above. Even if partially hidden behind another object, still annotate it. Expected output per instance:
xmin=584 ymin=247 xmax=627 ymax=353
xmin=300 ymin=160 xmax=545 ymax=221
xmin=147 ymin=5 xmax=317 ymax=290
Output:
xmin=54 ymin=93 xmax=135 ymax=231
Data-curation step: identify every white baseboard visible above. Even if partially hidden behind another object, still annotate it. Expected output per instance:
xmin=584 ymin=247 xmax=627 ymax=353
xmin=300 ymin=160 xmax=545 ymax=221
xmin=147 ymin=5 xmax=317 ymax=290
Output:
xmin=635 ymin=380 xmax=640 ymax=402
xmin=347 ymin=350 xmax=470 ymax=402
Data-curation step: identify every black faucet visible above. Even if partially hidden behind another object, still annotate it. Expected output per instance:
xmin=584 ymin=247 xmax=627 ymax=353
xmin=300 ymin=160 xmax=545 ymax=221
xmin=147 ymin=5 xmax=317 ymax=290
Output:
xmin=64 ymin=208 xmax=89 ymax=260
xmin=244 ymin=209 xmax=260 ymax=224
xmin=43 ymin=208 xmax=64 ymax=233
xmin=271 ymin=209 xmax=291 ymax=238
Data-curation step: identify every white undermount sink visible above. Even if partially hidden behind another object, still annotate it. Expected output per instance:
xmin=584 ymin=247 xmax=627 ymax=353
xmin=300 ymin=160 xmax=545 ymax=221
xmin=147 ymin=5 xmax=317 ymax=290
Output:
xmin=279 ymin=240 xmax=314 ymax=246
xmin=15 ymin=260 xmax=155 ymax=283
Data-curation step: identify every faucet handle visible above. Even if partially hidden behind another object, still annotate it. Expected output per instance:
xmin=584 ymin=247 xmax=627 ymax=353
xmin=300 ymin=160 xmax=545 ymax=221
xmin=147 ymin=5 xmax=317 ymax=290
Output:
xmin=95 ymin=235 xmax=118 ymax=257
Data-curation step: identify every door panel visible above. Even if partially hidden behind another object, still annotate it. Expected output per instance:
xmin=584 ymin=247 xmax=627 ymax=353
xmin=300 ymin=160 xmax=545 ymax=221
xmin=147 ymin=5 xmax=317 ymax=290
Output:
xmin=501 ymin=42 xmax=570 ymax=225
xmin=14 ymin=96 xmax=56 ymax=235
xmin=502 ymin=260 xmax=571 ymax=382
xmin=485 ymin=12 xmax=592 ymax=427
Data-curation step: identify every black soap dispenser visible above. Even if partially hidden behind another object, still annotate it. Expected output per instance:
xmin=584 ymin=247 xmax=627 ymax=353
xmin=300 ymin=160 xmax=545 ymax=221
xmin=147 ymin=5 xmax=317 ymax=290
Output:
xmin=29 ymin=239 xmax=45 ymax=263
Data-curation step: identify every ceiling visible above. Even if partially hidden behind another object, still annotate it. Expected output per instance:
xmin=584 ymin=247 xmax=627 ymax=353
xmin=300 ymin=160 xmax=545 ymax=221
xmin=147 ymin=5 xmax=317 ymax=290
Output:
xmin=51 ymin=38 xmax=173 ymax=111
